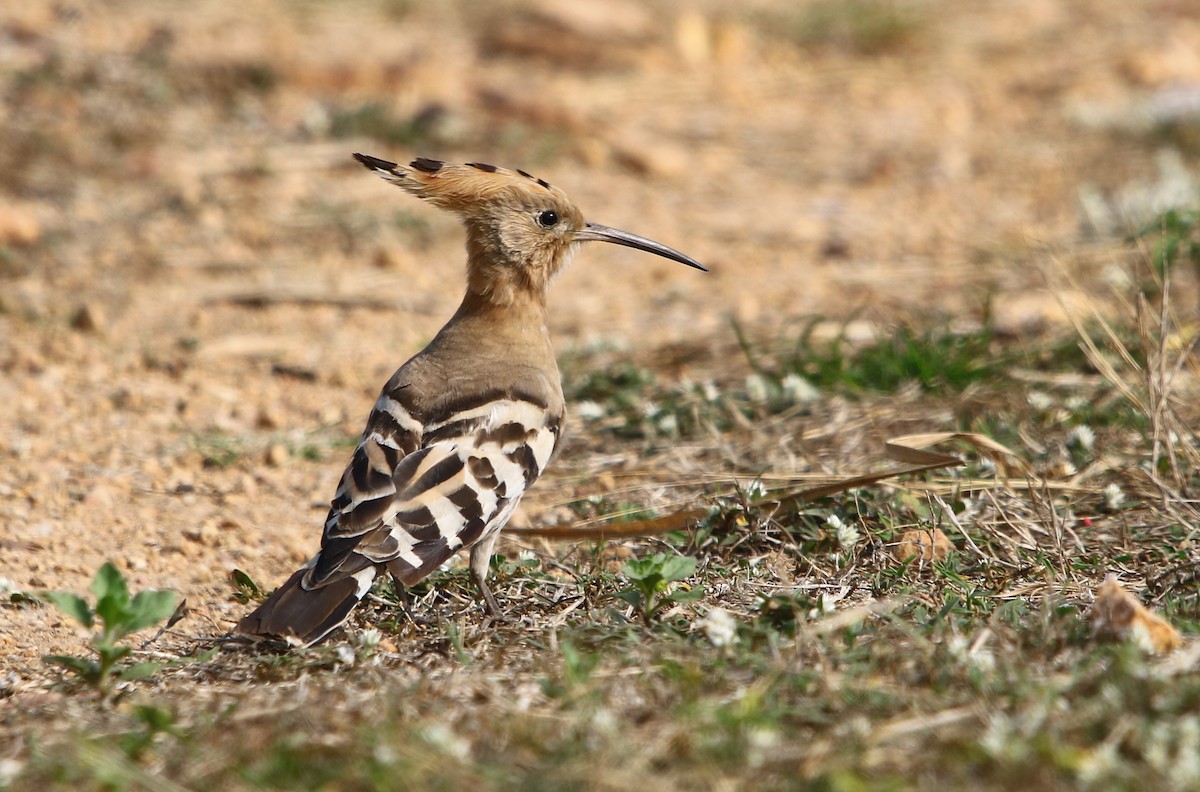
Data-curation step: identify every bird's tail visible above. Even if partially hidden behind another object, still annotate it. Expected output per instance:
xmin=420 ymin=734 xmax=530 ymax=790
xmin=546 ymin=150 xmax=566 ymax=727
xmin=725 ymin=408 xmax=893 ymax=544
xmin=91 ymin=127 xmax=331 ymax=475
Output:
xmin=235 ymin=563 xmax=377 ymax=648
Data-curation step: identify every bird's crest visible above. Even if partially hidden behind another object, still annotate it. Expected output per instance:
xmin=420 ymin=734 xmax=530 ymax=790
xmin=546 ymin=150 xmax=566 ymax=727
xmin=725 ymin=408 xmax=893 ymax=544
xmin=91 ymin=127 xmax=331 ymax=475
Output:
xmin=353 ymin=153 xmax=570 ymax=218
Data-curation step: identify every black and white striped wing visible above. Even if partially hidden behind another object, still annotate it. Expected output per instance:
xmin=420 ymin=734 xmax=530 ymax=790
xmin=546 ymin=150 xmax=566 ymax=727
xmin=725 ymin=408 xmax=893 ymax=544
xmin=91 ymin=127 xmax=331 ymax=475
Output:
xmin=305 ymin=392 xmax=561 ymax=590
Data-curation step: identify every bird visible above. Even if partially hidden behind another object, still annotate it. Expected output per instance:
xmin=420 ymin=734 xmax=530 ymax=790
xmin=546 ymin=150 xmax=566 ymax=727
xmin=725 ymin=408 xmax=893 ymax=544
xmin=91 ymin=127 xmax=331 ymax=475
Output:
xmin=235 ymin=152 xmax=706 ymax=647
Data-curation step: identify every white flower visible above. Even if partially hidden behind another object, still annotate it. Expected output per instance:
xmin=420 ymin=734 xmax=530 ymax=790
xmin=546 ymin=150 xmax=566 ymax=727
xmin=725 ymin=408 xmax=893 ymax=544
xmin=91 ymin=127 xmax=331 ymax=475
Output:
xmin=640 ymin=400 xmax=660 ymax=419
xmin=745 ymin=479 xmax=767 ymax=500
xmin=1146 ymin=717 xmax=1200 ymax=788
xmin=421 ymin=723 xmax=471 ymax=761
xmin=657 ymin=412 xmax=678 ymax=435
xmin=1076 ymin=741 xmax=1120 ymax=786
xmin=0 ymin=759 xmax=24 ymax=788
xmin=700 ymin=608 xmax=738 ymax=648
xmin=980 ymin=713 xmax=1027 ymax=763
xmin=807 ymin=595 xmax=838 ymax=619
xmin=335 ymin=645 xmax=356 ymax=667
xmin=373 ymin=744 xmax=398 ymax=766
xmin=745 ymin=374 xmax=770 ymax=404
xmin=576 ymin=400 xmax=605 ymax=420
xmin=591 ymin=707 xmax=618 ymax=735
xmin=356 ymin=628 xmax=382 ymax=650
xmin=745 ymin=727 xmax=780 ymax=768
xmin=1172 ymin=717 xmax=1200 ymax=788
xmin=1103 ymin=483 xmax=1125 ymax=511
xmin=827 ymin=514 xmax=860 ymax=549
xmin=1068 ymin=425 xmax=1096 ymax=451
xmin=1054 ymin=458 xmax=1078 ymax=477
xmin=1146 ymin=721 xmax=1171 ymax=773
xmin=780 ymin=373 xmax=819 ymax=404
xmin=947 ymin=633 xmax=995 ymax=672
xmin=1028 ymin=391 xmax=1054 ymax=410
xmin=1101 ymin=264 xmax=1133 ymax=291
xmin=701 ymin=379 xmax=720 ymax=402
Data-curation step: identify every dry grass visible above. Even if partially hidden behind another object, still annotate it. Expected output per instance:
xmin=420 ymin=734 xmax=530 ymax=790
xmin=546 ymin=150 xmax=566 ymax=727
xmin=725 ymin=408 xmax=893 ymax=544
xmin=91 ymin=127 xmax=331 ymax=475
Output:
xmin=7 ymin=278 xmax=1200 ymax=790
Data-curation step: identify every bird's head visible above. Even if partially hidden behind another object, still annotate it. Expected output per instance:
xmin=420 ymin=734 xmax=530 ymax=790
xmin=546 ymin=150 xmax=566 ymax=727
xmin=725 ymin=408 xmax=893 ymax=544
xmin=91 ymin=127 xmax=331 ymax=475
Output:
xmin=354 ymin=153 xmax=705 ymax=307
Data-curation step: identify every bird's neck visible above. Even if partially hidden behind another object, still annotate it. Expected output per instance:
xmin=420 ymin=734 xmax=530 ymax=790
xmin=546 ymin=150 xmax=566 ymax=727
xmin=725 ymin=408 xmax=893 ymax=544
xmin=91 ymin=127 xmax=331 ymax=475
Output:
xmin=447 ymin=285 xmax=553 ymax=355
xmin=463 ymin=221 xmax=557 ymax=309
xmin=456 ymin=282 xmax=546 ymax=321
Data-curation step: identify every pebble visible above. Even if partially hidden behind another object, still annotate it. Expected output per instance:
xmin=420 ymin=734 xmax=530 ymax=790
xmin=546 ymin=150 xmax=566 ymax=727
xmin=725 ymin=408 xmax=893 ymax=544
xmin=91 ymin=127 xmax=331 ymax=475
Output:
xmin=264 ymin=444 xmax=290 ymax=467
xmin=70 ymin=303 xmax=107 ymax=334
xmin=0 ymin=205 xmax=40 ymax=246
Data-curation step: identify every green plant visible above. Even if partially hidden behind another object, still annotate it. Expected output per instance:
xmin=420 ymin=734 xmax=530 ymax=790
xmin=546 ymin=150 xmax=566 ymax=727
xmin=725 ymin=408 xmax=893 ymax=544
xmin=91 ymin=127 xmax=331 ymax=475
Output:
xmin=42 ymin=562 xmax=177 ymax=698
xmin=191 ymin=431 xmax=246 ymax=469
xmin=1134 ymin=205 xmax=1200 ymax=303
xmin=617 ymin=553 xmax=704 ymax=622
xmin=229 ymin=568 xmax=263 ymax=604
xmin=542 ymin=640 xmax=602 ymax=701
xmin=736 ymin=316 xmax=995 ymax=397
xmin=120 ymin=704 xmax=183 ymax=760
xmin=328 ymin=101 xmax=442 ymax=146
xmin=765 ymin=0 xmax=924 ymax=56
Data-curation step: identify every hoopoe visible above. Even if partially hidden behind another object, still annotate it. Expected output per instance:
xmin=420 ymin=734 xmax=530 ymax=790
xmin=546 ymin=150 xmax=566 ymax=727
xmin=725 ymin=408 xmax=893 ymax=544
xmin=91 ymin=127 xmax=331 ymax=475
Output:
xmin=236 ymin=153 xmax=705 ymax=646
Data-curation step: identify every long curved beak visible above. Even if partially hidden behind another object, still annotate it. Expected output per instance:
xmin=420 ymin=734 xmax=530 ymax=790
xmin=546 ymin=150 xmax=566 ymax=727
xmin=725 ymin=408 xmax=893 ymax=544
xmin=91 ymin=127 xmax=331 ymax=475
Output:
xmin=575 ymin=222 xmax=707 ymax=272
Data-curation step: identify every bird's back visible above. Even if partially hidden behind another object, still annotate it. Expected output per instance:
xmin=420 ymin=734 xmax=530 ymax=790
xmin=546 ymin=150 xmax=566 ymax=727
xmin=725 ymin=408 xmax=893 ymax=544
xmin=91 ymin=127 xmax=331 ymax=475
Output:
xmin=237 ymin=296 xmax=564 ymax=645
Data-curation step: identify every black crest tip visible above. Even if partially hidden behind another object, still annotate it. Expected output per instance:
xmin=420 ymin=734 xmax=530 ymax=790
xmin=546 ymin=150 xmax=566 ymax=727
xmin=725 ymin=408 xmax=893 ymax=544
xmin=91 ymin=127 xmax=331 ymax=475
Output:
xmin=353 ymin=153 xmax=399 ymax=172
xmin=514 ymin=167 xmax=552 ymax=189
xmin=410 ymin=157 xmax=444 ymax=173
xmin=466 ymin=162 xmax=498 ymax=173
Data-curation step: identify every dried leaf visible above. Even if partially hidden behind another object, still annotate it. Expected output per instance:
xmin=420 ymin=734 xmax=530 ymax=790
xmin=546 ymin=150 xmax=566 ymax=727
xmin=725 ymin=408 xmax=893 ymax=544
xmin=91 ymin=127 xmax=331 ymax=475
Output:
xmin=883 ymin=432 xmax=1031 ymax=476
xmin=507 ymin=507 xmax=708 ymax=540
xmin=511 ymin=431 xmax=1024 ymax=540
xmin=891 ymin=528 xmax=953 ymax=563
xmin=1091 ymin=576 xmax=1182 ymax=654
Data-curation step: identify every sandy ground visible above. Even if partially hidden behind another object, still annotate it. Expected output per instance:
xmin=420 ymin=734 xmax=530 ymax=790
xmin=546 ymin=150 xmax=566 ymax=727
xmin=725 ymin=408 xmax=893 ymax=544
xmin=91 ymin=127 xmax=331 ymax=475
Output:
xmin=2 ymin=0 xmax=1199 ymax=677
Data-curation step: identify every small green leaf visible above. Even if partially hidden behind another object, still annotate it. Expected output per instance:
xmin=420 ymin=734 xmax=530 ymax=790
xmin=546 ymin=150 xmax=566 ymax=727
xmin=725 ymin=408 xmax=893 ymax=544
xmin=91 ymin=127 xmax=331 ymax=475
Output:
xmin=614 ymin=589 xmax=644 ymax=609
xmin=119 ymin=662 xmax=164 ymax=682
xmin=658 ymin=555 xmax=698 ymax=584
xmin=621 ymin=556 xmax=661 ymax=582
xmin=230 ymin=568 xmax=262 ymax=598
xmin=97 ymin=645 xmax=132 ymax=665
xmin=560 ymin=641 xmax=599 ymax=687
xmin=133 ymin=704 xmax=177 ymax=733
xmin=123 ymin=589 xmax=178 ymax=634
xmin=95 ymin=599 xmax=128 ymax=637
xmin=42 ymin=592 xmax=94 ymax=628
xmin=93 ymin=562 xmax=134 ymax=632
xmin=9 ymin=591 xmax=40 ymax=607
xmin=91 ymin=561 xmax=130 ymax=608
xmin=44 ymin=654 xmax=100 ymax=682
xmin=666 ymin=585 xmax=705 ymax=604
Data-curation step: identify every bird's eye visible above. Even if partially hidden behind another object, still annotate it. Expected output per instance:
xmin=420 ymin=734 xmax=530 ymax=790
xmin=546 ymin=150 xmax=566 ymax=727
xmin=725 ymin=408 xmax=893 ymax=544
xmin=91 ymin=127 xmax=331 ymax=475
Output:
xmin=536 ymin=210 xmax=559 ymax=228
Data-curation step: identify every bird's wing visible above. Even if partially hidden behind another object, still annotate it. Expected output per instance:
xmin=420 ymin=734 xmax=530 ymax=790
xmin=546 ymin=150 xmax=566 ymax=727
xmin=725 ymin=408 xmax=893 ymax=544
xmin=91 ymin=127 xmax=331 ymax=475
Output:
xmin=304 ymin=389 xmax=561 ymax=589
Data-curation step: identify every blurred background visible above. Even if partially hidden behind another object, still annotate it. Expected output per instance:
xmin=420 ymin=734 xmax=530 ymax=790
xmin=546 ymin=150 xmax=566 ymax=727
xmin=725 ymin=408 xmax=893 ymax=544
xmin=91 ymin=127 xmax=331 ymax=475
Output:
xmin=4 ymin=0 xmax=1198 ymax=347
xmin=2 ymin=0 xmax=1199 ymax=658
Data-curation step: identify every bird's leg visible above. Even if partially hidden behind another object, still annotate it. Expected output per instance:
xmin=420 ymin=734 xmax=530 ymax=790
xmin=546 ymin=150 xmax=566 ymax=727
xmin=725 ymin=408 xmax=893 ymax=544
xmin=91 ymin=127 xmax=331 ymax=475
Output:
xmin=384 ymin=574 xmax=420 ymax=625
xmin=469 ymin=530 xmax=504 ymax=617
